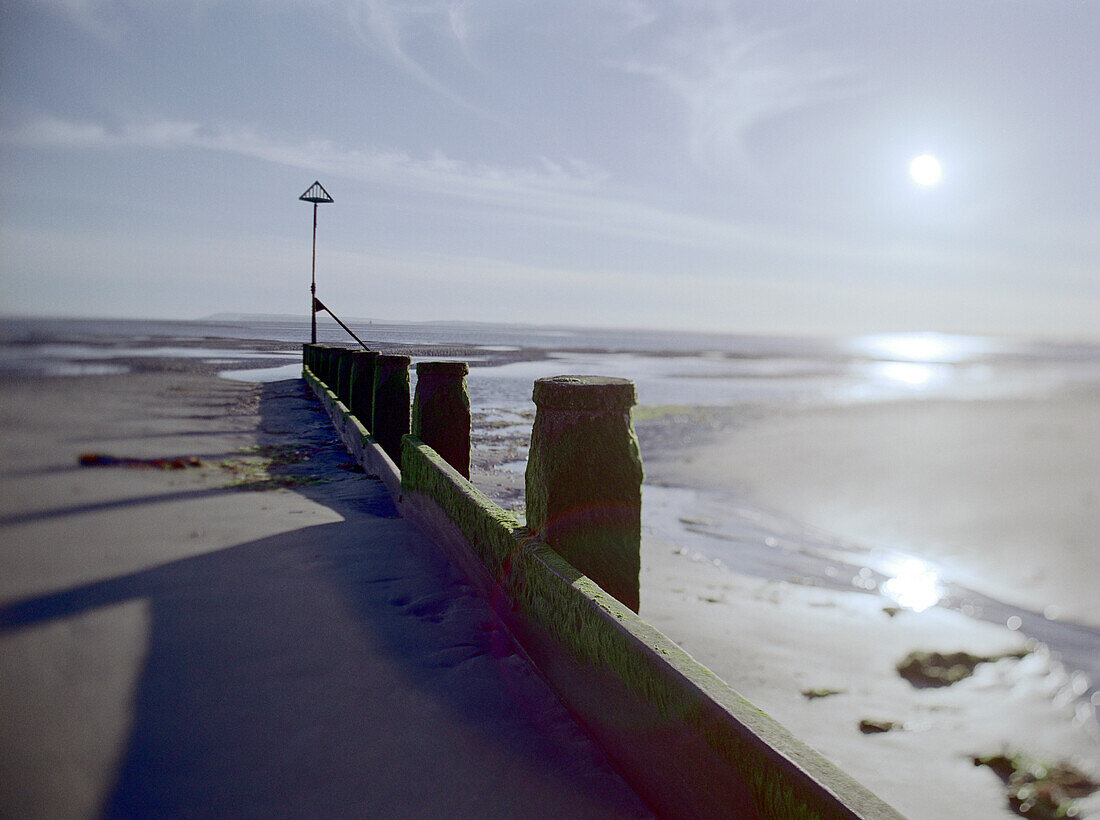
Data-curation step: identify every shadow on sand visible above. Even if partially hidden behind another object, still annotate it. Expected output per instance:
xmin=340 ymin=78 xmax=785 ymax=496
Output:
xmin=0 ymin=379 xmax=645 ymax=817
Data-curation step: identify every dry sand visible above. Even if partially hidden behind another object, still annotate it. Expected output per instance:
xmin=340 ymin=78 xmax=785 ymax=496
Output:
xmin=635 ymin=388 xmax=1100 ymax=819
xmin=0 ymin=371 xmax=648 ymax=818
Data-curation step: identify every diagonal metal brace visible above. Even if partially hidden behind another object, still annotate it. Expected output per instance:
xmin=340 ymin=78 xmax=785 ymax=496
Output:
xmin=313 ymin=298 xmax=371 ymax=351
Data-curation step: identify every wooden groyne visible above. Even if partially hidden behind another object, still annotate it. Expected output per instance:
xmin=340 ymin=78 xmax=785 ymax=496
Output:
xmin=302 ymin=342 xmax=903 ymax=820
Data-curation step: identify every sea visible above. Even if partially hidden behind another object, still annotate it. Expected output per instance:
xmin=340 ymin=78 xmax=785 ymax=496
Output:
xmin=3 ymin=314 xmax=1099 ymax=407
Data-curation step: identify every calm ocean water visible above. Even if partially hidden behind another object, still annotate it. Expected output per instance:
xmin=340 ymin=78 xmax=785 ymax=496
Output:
xmin=5 ymin=314 xmax=1100 ymax=358
xmin=3 ymin=315 xmax=1099 ymax=410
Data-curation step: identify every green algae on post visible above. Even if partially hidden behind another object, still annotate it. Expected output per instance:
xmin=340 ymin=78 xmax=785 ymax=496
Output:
xmin=525 ymin=375 xmax=643 ymax=613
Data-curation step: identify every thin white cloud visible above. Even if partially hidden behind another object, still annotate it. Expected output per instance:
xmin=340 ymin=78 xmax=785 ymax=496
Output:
xmin=5 ymin=113 xmax=1058 ymax=289
xmin=35 ymin=0 xmax=488 ymax=110
xmin=0 ymin=115 xmax=604 ymax=204
xmin=622 ymin=5 xmax=862 ymax=173
xmin=2 ymin=117 xmax=114 ymax=148
xmin=1 ymin=115 xmax=767 ymax=264
xmin=345 ymin=0 xmax=489 ymax=112
xmin=447 ymin=1 xmax=479 ymax=66
xmin=1 ymin=116 xmax=209 ymax=149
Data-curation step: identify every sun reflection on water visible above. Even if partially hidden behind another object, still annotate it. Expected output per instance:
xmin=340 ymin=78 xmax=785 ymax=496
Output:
xmin=851 ymin=332 xmax=996 ymax=394
xmin=880 ymin=557 xmax=945 ymax=612
xmin=855 ymin=332 xmax=993 ymax=363
xmin=874 ymin=361 xmax=939 ymax=388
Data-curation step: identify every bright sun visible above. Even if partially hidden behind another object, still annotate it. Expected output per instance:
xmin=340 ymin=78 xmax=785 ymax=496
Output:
xmin=909 ymin=154 xmax=943 ymax=186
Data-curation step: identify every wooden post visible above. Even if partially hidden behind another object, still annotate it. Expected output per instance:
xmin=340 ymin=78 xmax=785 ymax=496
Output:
xmin=372 ymin=355 xmax=412 ymax=464
xmin=412 ymin=361 xmax=471 ymax=478
xmin=525 ymin=376 xmax=643 ymax=612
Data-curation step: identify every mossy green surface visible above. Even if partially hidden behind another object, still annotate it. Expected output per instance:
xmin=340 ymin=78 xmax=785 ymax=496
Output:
xmin=402 ymin=436 xmax=522 ymax=578
xmin=218 ymin=442 xmax=328 ymax=490
xmin=526 ymin=404 xmax=644 ymax=612
xmin=802 ymin=688 xmax=846 ymax=700
xmin=305 ymin=366 xmax=401 ymax=496
xmin=400 ymin=436 xmax=900 ymax=819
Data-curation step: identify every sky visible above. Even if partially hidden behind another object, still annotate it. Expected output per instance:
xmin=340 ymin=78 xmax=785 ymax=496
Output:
xmin=1 ymin=0 xmax=1097 ymax=338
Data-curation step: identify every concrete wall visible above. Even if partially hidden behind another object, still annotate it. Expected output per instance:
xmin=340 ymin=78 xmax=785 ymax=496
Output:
xmin=301 ymin=359 xmax=902 ymax=820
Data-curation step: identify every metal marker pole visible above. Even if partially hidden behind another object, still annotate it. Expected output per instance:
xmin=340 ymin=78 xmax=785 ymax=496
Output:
xmin=311 ymin=201 xmax=318 ymax=343
xmin=299 ymin=181 xmax=333 ymax=344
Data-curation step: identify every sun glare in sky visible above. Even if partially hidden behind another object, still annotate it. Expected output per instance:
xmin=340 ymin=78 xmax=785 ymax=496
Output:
xmin=909 ymin=154 xmax=943 ymax=187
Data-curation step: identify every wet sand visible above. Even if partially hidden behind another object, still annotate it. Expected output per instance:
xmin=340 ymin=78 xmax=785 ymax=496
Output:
xmin=631 ymin=388 xmax=1100 ymax=819
xmin=643 ymin=388 xmax=1100 ymax=630
xmin=463 ymin=373 xmax=1100 ymax=817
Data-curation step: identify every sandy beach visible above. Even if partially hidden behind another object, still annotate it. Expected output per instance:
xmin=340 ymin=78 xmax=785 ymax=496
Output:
xmin=631 ymin=388 xmax=1100 ymax=819
xmin=3 ymin=321 xmax=1099 ymax=819
xmin=643 ymin=389 xmax=1100 ymax=630
xmin=0 ymin=365 xmax=647 ymax=817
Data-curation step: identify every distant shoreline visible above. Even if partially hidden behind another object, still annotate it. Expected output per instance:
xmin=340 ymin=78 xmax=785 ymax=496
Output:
xmin=5 ymin=312 xmax=1100 ymax=348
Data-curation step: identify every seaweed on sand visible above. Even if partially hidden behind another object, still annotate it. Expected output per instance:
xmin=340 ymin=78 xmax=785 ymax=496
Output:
xmin=896 ymin=648 xmax=1029 ymax=688
xmin=973 ymin=751 xmax=1097 ymax=819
